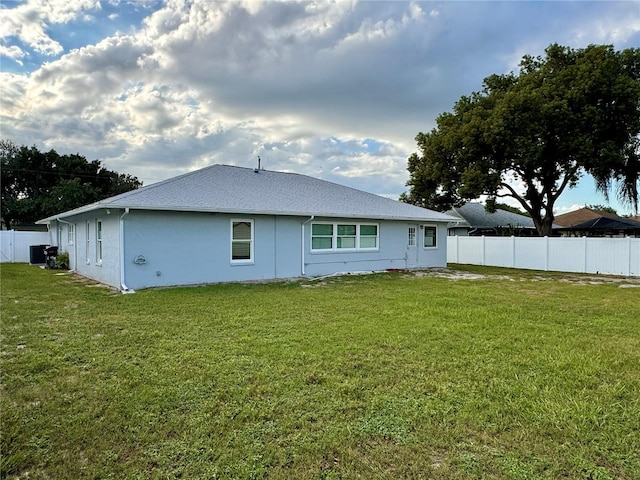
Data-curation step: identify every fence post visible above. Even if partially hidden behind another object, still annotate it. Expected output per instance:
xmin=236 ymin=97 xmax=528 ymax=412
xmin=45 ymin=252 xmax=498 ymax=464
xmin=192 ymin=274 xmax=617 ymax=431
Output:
xmin=628 ymin=237 xmax=632 ymax=277
xmin=482 ymin=235 xmax=486 ymax=266
xmin=583 ymin=236 xmax=588 ymax=274
xmin=544 ymin=236 xmax=549 ymax=271
xmin=511 ymin=236 xmax=516 ymax=268
xmin=455 ymin=235 xmax=459 ymax=264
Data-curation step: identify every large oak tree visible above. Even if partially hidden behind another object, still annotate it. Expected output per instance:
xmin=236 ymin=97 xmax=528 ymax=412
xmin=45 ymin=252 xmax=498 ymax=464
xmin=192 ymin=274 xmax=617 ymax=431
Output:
xmin=402 ymin=44 xmax=640 ymax=236
xmin=1 ymin=140 xmax=141 ymax=229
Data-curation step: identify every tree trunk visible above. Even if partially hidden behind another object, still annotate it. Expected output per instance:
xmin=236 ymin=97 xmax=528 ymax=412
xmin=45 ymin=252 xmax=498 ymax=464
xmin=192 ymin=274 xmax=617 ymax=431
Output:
xmin=539 ymin=217 xmax=554 ymax=237
xmin=531 ymin=211 xmax=555 ymax=236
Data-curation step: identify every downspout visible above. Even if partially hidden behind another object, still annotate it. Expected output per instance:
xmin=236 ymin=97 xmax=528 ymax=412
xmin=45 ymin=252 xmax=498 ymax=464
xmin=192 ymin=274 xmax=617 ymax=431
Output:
xmin=301 ymin=215 xmax=314 ymax=276
xmin=55 ymin=217 xmax=77 ymax=272
xmin=120 ymin=208 xmax=133 ymax=293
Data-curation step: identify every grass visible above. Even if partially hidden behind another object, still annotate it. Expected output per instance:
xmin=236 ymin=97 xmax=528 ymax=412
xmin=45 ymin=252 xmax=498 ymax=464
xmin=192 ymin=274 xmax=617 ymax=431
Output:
xmin=1 ymin=263 xmax=639 ymax=479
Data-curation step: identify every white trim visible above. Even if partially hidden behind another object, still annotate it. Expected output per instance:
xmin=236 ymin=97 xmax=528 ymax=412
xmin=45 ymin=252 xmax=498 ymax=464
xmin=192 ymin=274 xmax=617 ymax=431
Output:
xmin=423 ymin=224 xmax=438 ymax=249
xmin=67 ymin=223 xmax=75 ymax=246
xmin=120 ymin=208 xmax=133 ymax=292
xmin=301 ymin=216 xmax=315 ymax=276
xmin=85 ymin=220 xmax=91 ymax=265
xmin=56 ymin=217 xmax=76 ymax=271
xmin=96 ymin=219 xmax=103 ymax=266
xmin=408 ymin=226 xmax=416 ymax=247
xmin=311 ymin=222 xmax=379 ymax=252
xmin=230 ymin=218 xmax=254 ymax=264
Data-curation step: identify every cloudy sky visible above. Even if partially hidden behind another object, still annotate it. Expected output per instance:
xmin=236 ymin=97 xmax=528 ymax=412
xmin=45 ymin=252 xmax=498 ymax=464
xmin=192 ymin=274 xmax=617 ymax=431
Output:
xmin=2 ymin=0 xmax=639 ymax=214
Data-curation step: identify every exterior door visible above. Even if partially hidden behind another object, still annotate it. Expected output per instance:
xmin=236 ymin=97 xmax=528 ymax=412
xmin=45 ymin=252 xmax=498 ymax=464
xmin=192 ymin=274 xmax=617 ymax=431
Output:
xmin=406 ymin=225 xmax=418 ymax=268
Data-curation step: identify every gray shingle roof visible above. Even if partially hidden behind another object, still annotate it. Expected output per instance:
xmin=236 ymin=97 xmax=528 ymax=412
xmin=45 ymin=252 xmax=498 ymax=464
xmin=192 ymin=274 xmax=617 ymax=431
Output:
xmin=41 ymin=164 xmax=458 ymax=222
xmin=446 ymin=202 xmax=535 ymax=229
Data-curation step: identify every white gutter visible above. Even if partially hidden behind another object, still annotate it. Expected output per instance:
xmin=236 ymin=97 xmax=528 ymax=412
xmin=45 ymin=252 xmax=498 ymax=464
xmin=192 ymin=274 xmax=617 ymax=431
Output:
xmin=301 ymin=215 xmax=314 ymax=276
xmin=119 ymin=208 xmax=134 ymax=293
xmin=55 ymin=217 xmax=77 ymax=272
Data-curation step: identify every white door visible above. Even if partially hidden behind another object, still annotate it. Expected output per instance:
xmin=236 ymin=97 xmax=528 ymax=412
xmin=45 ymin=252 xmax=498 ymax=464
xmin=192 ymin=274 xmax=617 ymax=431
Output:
xmin=406 ymin=225 xmax=418 ymax=268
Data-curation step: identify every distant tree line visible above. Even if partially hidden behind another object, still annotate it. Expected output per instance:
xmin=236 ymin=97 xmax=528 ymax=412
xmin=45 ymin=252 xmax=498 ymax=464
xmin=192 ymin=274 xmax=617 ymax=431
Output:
xmin=1 ymin=140 xmax=141 ymax=230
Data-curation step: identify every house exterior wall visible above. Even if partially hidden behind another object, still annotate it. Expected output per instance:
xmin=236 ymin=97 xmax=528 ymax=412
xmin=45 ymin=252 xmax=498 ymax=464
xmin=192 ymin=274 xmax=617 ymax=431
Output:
xmin=51 ymin=211 xmax=122 ymax=288
xmin=50 ymin=210 xmax=449 ymax=290
xmin=121 ymin=210 xmax=304 ymax=290
xmin=302 ymin=218 xmax=448 ymax=277
xmin=448 ymin=227 xmax=470 ymax=236
xmin=52 ymin=221 xmax=76 ymax=270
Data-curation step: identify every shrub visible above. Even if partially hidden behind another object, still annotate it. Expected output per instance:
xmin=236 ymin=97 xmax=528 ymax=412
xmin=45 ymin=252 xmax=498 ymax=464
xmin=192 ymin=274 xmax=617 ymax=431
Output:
xmin=55 ymin=251 xmax=70 ymax=269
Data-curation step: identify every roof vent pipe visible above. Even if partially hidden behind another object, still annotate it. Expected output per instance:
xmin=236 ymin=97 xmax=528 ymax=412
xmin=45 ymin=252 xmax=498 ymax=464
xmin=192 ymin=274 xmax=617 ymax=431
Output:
xmin=254 ymin=156 xmax=261 ymax=173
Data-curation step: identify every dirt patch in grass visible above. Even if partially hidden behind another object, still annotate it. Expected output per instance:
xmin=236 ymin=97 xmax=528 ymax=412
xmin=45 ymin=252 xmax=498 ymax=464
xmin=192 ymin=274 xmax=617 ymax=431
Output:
xmin=412 ymin=267 xmax=640 ymax=288
xmin=411 ymin=268 xmax=511 ymax=281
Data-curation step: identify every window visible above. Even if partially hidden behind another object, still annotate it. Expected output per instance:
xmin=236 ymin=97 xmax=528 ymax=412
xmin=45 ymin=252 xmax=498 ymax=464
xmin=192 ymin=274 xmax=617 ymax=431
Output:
xmin=408 ymin=226 xmax=416 ymax=246
xmin=337 ymin=224 xmax=356 ymax=249
xmin=86 ymin=221 xmax=91 ymax=264
xmin=96 ymin=220 xmax=103 ymax=264
xmin=68 ymin=223 xmax=75 ymax=245
xmin=359 ymin=224 xmax=378 ymax=249
xmin=311 ymin=223 xmax=378 ymax=251
xmin=231 ymin=219 xmax=253 ymax=263
xmin=311 ymin=224 xmax=333 ymax=250
xmin=423 ymin=225 xmax=437 ymax=248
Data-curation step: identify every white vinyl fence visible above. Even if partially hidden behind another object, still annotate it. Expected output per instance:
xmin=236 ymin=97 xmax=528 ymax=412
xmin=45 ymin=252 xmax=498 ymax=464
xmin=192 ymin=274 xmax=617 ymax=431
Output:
xmin=0 ymin=230 xmax=52 ymax=263
xmin=447 ymin=236 xmax=640 ymax=277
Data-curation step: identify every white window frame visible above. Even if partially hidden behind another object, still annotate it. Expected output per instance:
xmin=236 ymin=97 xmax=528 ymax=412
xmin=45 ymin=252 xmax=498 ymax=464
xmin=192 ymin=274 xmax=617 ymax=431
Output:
xmin=96 ymin=219 xmax=103 ymax=265
xmin=68 ymin=223 xmax=75 ymax=246
xmin=311 ymin=222 xmax=379 ymax=252
xmin=85 ymin=221 xmax=91 ymax=265
xmin=423 ymin=224 xmax=438 ymax=249
xmin=230 ymin=219 xmax=254 ymax=264
xmin=408 ymin=226 xmax=416 ymax=247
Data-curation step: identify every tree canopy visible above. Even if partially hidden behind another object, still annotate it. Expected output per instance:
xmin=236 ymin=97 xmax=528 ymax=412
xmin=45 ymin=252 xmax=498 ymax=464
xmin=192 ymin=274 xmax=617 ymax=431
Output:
xmin=1 ymin=140 xmax=141 ymax=229
xmin=401 ymin=44 xmax=640 ymax=236
xmin=586 ymin=204 xmax=617 ymax=215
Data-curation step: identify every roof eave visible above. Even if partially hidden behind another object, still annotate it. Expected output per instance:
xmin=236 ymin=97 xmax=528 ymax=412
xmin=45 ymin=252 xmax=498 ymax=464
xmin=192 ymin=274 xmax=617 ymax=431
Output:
xmin=39 ymin=203 xmax=456 ymax=223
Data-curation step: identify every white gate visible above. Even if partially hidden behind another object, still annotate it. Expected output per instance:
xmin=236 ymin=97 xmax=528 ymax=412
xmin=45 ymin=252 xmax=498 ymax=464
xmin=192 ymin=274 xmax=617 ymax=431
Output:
xmin=0 ymin=230 xmax=52 ymax=263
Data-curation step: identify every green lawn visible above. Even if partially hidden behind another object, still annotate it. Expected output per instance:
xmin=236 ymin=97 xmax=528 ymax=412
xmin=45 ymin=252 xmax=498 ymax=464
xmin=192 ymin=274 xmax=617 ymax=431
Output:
xmin=1 ymin=264 xmax=639 ymax=479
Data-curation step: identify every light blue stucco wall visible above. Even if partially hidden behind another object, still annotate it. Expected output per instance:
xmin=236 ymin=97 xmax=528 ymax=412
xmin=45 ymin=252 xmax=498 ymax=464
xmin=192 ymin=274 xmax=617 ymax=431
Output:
xmin=121 ymin=210 xmax=303 ymax=290
xmin=50 ymin=211 xmax=122 ymax=289
xmin=302 ymin=218 xmax=448 ymax=277
xmin=51 ymin=209 xmax=449 ymax=290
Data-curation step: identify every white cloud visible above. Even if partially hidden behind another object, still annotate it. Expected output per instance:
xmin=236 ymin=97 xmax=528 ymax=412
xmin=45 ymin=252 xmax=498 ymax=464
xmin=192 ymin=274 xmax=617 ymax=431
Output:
xmin=3 ymin=0 xmax=640 ymax=205
xmin=0 ymin=0 xmax=101 ymax=56
xmin=0 ymin=45 xmax=27 ymax=64
xmin=554 ymin=204 xmax=586 ymax=215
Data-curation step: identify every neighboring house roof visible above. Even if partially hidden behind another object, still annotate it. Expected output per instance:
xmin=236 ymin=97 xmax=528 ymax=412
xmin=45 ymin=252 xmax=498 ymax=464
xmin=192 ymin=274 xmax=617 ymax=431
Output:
xmin=39 ymin=164 xmax=458 ymax=223
xmin=559 ymin=216 xmax=640 ymax=231
xmin=553 ymin=207 xmax=620 ymax=227
xmin=446 ymin=202 xmax=535 ymax=230
xmin=554 ymin=207 xmax=640 ymax=230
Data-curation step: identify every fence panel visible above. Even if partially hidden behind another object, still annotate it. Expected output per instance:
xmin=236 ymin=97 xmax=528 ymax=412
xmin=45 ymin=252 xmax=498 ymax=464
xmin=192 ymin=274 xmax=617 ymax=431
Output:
xmin=456 ymin=236 xmax=485 ymax=265
xmin=447 ymin=236 xmax=639 ymax=277
xmin=585 ymin=238 xmax=634 ymax=276
xmin=547 ymin=237 xmax=586 ymax=273
xmin=485 ymin=237 xmax=514 ymax=267
xmin=0 ymin=230 xmax=52 ymax=263
xmin=514 ymin=237 xmax=547 ymax=271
